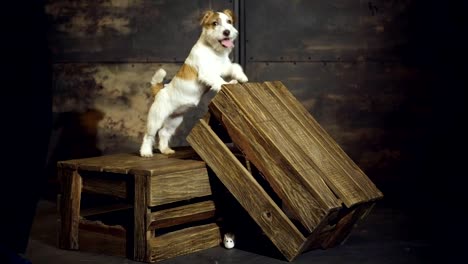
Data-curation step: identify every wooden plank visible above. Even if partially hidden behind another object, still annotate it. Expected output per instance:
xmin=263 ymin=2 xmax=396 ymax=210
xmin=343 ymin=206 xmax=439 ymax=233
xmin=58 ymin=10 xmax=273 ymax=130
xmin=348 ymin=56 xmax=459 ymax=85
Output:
xmin=82 ymin=177 xmax=127 ymax=199
xmin=211 ymin=85 xmax=340 ymax=232
xmin=78 ymin=154 xmax=167 ymax=173
xmin=78 ymin=219 xmax=126 ymax=257
xmin=265 ymin=81 xmax=383 ymax=203
xmin=148 ymin=167 xmax=211 ymax=207
xmin=59 ymin=153 xmax=137 ymax=171
xmin=60 ymin=154 xmax=205 ymax=177
xmin=149 ymin=200 xmax=216 ymax=230
xmin=225 ymin=83 xmax=343 ymax=206
xmin=149 ymin=223 xmax=221 ymax=263
xmin=133 ymin=174 xmax=150 ymax=262
xmin=58 ymin=168 xmax=82 ymax=250
xmin=187 ymin=120 xmax=306 ymax=261
xmin=129 ymin=158 xmax=206 ymax=177
xmin=241 ymin=82 xmax=368 ymax=206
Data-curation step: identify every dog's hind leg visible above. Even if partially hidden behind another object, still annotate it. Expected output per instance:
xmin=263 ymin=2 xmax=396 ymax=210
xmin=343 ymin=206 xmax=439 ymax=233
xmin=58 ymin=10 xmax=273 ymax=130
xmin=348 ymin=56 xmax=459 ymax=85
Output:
xmin=158 ymin=115 xmax=183 ymax=155
xmin=140 ymin=92 xmax=172 ymax=157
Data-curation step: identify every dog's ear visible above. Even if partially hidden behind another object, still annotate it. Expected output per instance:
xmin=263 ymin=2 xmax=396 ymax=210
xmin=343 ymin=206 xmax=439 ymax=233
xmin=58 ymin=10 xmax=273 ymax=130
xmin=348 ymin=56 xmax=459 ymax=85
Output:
xmin=223 ymin=9 xmax=235 ymax=24
xmin=200 ymin=10 xmax=215 ymax=26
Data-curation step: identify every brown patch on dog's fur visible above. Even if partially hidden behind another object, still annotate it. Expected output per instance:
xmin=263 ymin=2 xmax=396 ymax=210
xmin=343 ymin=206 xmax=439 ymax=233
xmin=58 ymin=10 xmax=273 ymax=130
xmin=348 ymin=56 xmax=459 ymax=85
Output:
xmin=223 ymin=9 xmax=235 ymax=24
xmin=175 ymin=63 xmax=198 ymax=80
xmin=200 ymin=10 xmax=220 ymax=29
xmin=151 ymin=83 xmax=164 ymax=96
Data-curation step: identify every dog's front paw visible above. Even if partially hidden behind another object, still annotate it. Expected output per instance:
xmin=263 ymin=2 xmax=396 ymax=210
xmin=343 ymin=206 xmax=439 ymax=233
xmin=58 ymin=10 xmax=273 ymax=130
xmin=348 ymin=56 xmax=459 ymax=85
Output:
xmin=140 ymin=145 xmax=154 ymax=157
xmin=228 ymin=80 xmax=238 ymax=84
xmin=211 ymin=84 xmax=223 ymax=92
xmin=237 ymin=74 xmax=248 ymax=83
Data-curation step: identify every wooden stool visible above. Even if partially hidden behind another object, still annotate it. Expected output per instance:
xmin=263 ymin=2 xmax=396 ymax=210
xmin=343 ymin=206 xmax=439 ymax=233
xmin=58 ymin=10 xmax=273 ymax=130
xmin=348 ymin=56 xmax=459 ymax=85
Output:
xmin=57 ymin=149 xmax=221 ymax=262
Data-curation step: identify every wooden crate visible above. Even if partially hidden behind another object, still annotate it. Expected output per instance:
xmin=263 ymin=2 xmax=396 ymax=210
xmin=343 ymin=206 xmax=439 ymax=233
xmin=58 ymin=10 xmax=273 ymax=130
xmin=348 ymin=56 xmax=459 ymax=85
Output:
xmin=57 ymin=148 xmax=222 ymax=262
xmin=186 ymin=81 xmax=384 ymax=261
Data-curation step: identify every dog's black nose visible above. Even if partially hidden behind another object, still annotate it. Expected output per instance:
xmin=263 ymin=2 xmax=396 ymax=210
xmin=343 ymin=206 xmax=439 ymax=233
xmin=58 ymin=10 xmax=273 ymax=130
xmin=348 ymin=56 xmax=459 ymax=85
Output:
xmin=223 ymin=30 xmax=230 ymax=37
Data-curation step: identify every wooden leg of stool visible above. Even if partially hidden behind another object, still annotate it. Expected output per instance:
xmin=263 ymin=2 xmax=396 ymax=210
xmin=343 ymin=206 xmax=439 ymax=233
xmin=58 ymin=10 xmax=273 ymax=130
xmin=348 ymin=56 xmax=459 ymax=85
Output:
xmin=133 ymin=174 xmax=150 ymax=262
xmin=58 ymin=168 xmax=82 ymax=249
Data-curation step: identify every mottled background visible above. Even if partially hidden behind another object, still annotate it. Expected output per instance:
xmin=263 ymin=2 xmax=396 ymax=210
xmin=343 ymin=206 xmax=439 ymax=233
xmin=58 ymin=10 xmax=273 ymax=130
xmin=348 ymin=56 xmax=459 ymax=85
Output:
xmin=45 ymin=0 xmax=466 ymax=211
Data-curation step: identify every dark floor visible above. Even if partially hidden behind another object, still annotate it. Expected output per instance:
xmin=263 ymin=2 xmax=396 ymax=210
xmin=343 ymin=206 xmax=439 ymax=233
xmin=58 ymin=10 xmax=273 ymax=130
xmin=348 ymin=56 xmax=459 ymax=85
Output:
xmin=25 ymin=199 xmax=432 ymax=264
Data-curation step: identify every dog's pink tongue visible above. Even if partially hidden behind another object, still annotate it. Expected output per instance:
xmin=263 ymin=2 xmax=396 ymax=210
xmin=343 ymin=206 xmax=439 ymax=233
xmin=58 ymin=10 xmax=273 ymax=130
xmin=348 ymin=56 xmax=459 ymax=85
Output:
xmin=221 ymin=39 xmax=234 ymax=48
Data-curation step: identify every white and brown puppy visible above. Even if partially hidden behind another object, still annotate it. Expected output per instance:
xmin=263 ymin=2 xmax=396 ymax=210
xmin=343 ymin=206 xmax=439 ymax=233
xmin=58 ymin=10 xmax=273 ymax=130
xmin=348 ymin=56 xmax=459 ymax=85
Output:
xmin=140 ymin=9 xmax=248 ymax=157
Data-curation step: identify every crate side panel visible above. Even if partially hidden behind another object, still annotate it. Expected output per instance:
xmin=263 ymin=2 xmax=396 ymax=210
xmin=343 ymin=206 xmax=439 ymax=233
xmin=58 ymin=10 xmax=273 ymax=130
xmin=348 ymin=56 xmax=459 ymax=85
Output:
xmin=266 ymin=81 xmax=383 ymax=203
xmin=187 ymin=120 xmax=306 ymax=261
xmin=211 ymin=90 xmax=334 ymax=232
xmin=149 ymin=167 xmax=212 ymax=207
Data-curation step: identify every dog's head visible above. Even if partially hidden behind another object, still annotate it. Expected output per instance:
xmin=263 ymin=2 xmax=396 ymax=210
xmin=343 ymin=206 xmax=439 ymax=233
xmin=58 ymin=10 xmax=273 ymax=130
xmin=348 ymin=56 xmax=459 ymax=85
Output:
xmin=200 ymin=9 xmax=238 ymax=53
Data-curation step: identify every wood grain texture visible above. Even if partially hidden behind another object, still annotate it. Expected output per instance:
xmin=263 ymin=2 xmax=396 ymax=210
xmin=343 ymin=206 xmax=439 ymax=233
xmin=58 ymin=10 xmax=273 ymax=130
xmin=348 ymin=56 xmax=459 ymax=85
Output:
xmin=82 ymin=177 xmax=127 ymax=199
xmin=187 ymin=120 xmax=306 ymax=261
xmin=133 ymin=174 xmax=150 ymax=262
xmin=264 ymin=81 xmax=383 ymax=205
xmin=148 ymin=167 xmax=211 ymax=207
xmin=78 ymin=219 xmax=126 ymax=257
xmin=58 ymin=153 xmax=206 ymax=177
xmin=58 ymin=168 xmax=82 ymax=250
xmin=210 ymin=88 xmax=335 ymax=233
xmin=245 ymin=61 xmax=426 ymax=186
xmin=149 ymin=200 xmax=216 ymax=230
xmin=149 ymin=223 xmax=221 ymax=263
xmin=212 ymin=82 xmax=382 ymax=207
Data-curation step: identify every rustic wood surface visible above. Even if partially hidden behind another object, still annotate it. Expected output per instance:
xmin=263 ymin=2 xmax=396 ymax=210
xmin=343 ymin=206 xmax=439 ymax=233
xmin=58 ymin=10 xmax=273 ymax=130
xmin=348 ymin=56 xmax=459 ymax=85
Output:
xmin=148 ymin=167 xmax=211 ymax=207
xmin=78 ymin=218 xmax=126 ymax=257
xmin=58 ymin=152 xmax=206 ymax=177
xmin=149 ymin=223 xmax=221 ymax=263
xmin=212 ymin=82 xmax=382 ymax=208
xmin=264 ymin=81 xmax=383 ymax=205
xmin=149 ymin=200 xmax=216 ymax=230
xmin=129 ymin=158 xmax=206 ymax=177
xmin=187 ymin=119 xmax=306 ymax=261
xmin=210 ymin=88 xmax=336 ymax=233
xmin=58 ymin=168 xmax=82 ymax=250
xmin=81 ymin=176 xmax=127 ymax=199
xmin=133 ymin=174 xmax=150 ymax=262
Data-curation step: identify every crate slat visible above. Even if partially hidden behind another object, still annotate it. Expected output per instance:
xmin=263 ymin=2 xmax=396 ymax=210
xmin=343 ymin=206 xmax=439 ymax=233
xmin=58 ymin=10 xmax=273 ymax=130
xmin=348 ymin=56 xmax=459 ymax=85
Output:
xmin=150 ymin=200 xmax=216 ymax=230
xmin=149 ymin=223 xmax=221 ymax=262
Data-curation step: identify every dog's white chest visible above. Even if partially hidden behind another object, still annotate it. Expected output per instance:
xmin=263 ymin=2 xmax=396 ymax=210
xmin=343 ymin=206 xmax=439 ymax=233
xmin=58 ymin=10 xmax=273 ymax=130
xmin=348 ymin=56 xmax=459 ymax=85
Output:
xmin=188 ymin=44 xmax=231 ymax=75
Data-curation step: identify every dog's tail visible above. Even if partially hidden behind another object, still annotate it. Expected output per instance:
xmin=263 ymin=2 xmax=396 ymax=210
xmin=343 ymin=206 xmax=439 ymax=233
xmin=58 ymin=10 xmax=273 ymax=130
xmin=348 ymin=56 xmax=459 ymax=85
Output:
xmin=150 ymin=68 xmax=167 ymax=96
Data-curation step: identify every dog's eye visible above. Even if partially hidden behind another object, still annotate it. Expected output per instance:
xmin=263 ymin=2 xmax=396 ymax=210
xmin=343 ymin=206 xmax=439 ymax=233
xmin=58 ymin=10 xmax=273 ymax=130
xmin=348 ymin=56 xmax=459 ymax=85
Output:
xmin=212 ymin=21 xmax=218 ymax=26
xmin=227 ymin=19 xmax=232 ymax=24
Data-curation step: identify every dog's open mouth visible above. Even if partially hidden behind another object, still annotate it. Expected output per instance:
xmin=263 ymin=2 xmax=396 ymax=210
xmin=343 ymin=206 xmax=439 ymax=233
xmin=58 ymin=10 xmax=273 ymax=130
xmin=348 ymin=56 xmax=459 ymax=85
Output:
xmin=220 ymin=38 xmax=234 ymax=48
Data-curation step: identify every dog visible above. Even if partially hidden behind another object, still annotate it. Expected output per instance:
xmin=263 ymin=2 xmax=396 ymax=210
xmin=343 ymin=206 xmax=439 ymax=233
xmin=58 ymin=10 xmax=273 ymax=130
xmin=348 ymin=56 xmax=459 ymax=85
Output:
xmin=140 ymin=9 xmax=248 ymax=157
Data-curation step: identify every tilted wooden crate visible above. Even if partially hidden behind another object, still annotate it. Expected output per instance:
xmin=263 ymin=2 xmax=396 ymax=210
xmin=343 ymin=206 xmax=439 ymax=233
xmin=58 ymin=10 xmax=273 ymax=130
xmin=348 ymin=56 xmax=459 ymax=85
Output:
xmin=57 ymin=149 xmax=221 ymax=262
xmin=187 ymin=81 xmax=384 ymax=261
